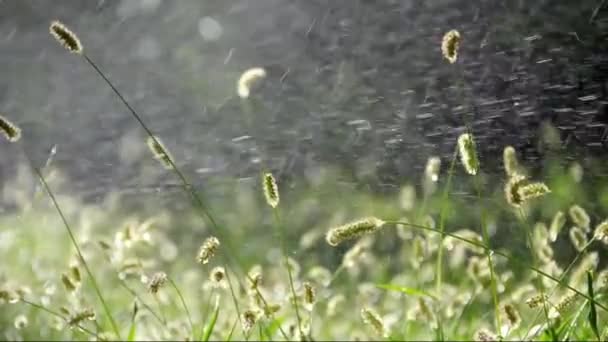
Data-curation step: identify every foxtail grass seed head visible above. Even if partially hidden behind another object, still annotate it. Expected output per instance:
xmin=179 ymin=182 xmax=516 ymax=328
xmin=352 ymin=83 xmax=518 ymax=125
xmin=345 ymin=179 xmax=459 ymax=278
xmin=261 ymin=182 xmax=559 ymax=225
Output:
xmin=549 ymin=211 xmax=566 ymax=242
xmin=326 ymin=294 xmax=345 ymax=317
xmin=196 ymin=236 xmax=220 ymax=264
xmin=441 ymin=29 xmax=461 ymax=64
xmin=61 ymin=273 xmax=77 ymax=293
xmin=69 ymin=263 xmax=81 ymax=284
xmin=210 ymin=266 xmax=228 ymax=289
xmin=68 ymin=308 xmax=96 ymax=327
xmin=262 ymin=172 xmax=279 ymax=208
xmin=237 ymin=67 xmax=267 ymax=99
xmin=503 ymin=146 xmax=518 ymax=176
xmin=147 ymin=136 xmax=174 ymax=169
xmin=326 ymin=217 xmax=385 ymax=247
xmin=0 ymin=115 xmax=21 ymax=142
xmin=525 ymin=294 xmax=547 ymax=308
xmin=147 ymin=272 xmax=167 ymax=294
xmin=361 ymin=307 xmax=388 ymax=338
xmin=517 ymin=182 xmax=550 ymax=202
xmin=474 ymin=329 xmax=498 ymax=342
xmin=594 ymin=220 xmax=608 ymax=244
xmin=241 ymin=309 xmax=260 ymax=334
xmin=49 ymin=20 xmax=83 ymax=54
xmin=425 ymin=156 xmax=441 ymax=183
xmin=303 ymin=282 xmax=316 ymax=312
xmin=14 ymin=314 xmax=28 ymax=330
xmin=569 ymin=226 xmax=588 ymax=252
xmin=549 ymin=293 xmax=578 ymax=319
xmin=457 ymin=133 xmax=479 ymax=175
xmin=399 ymin=184 xmax=416 ymax=211
xmin=502 ymin=304 xmax=521 ymax=329
xmin=504 ymin=173 xmax=528 ymax=207
xmin=569 ymin=205 xmax=590 ymax=232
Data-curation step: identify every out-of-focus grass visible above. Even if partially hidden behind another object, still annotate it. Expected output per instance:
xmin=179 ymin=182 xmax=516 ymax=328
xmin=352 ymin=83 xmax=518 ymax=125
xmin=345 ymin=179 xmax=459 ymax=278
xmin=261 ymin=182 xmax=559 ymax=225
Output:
xmin=1 ymin=149 xmax=607 ymax=341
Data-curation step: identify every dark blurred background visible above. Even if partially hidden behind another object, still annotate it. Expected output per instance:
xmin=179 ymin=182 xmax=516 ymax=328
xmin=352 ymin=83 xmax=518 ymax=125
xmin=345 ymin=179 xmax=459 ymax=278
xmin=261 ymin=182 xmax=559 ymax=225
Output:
xmin=0 ymin=0 xmax=607 ymax=203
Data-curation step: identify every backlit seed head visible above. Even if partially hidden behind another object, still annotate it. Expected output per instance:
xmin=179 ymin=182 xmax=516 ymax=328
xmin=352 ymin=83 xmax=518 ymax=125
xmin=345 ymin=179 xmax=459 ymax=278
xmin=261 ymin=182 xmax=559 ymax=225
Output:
xmin=457 ymin=133 xmax=479 ymax=175
xmin=549 ymin=293 xmax=578 ymax=319
xmin=262 ymin=172 xmax=279 ymax=208
xmin=569 ymin=227 xmax=588 ymax=252
xmin=326 ymin=217 xmax=385 ymax=247
xmin=241 ymin=309 xmax=260 ymax=334
xmin=503 ymin=146 xmax=518 ymax=176
xmin=399 ymin=185 xmax=416 ymax=211
xmin=569 ymin=205 xmax=590 ymax=232
xmin=303 ymin=282 xmax=316 ymax=311
xmin=147 ymin=272 xmax=167 ymax=294
xmin=525 ymin=294 xmax=547 ymax=308
xmin=210 ymin=266 xmax=228 ymax=289
xmin=504 ymin=173 xmax=528 ymax=207
xmin=517 ymin=182 xmax=550 ymax=202
xmin=326 ymin=294 xmax=345 ymax=317
xmin=196 ymin=236 xmax=220 ymax=264
xmin=594 ymin=220 xmax=608 ymax=244
xmin=50 ymin=21 xmax=82 ymax=54
xmin=237 ymin=67 xmax=267 ymax=99
xmin=146 ymin=136 xmax=174 ymax=170
xmin=425 ymin=156 xmax=441 ymax=183
xmin=68 ymin=308 xmax=96 ymax=327
xmin=549 ymin=211 xmax=566 ymax=242
xmin=502 ymin=304 xmax=521 ymax=329
xmin=247 ymin=265 xmax=262 ymax=290
xmin=474 ymin=329 xmax=498 ymax=342
xmin=69 ymin=263 xmax=81 ymax=284
xmin=0 ymin=115 xmax=21 ymax=142
xmin=361 ymin=307 xmax=388 ymax=338
xmin=61 ymin=273 xmax=77 ymax=293
xmin=14 ymin=314 xmax=28 ymax=329
xmin=441 ymin=29 xmax=461 ymax=64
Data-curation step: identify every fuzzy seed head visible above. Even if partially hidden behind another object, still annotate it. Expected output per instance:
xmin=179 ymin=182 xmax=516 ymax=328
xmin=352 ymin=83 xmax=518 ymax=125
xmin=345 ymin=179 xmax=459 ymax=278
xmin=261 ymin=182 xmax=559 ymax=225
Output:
xmin=237 ymin=67 xmax=267 ymax=98
xmin=326 ymin=217 xmax=385 ymax=247
xmin=569 ymin=227 xmax=588 ymax=252
xmin=50 ymin=20 xmax=83 ymax=54
xmin=517 ymin=182 xmax=550 ymax=202
xmin=569 ymin=205 xmax=590 ymax=232
xmin=147 ymin=272 xmax=167 ymax=294
xmin=474 ymin=329 xmax=498 ymax=342
xmin=504 ymin=173 xmax=528 ymax=207
xmin=549 ymin=211 xmax=566 ymax=242
xmin=147 ymin=136 xmax=174 ymax=170
xmin=361 ymin=307 xmax=388 ymax=338
xmin=457 ymin=133 xmax=479 ymax=175
xmin=442 ymin=29 xmax=461 ymax=64
xmin=61 ymin=273 xmax=77 ymax=293
xmin=210 ymin=266 xmax=228 ymax=289
xmin=525 ymin=294 xmax=547 ymax=308
xmin=502 ymin=304 xmax=521 ymax=329
xmin=594 ymin=220 xmax=608 ymax=244
xmin=303 ymin=282 xmax=316 ymax=311
xmin=14 ymin=314 xmax=28 ymax=329
xmin=550 ymin=293 xmax=578 ymax=318
xmin=196 ymin=236 xmax=220 ymax=264
xmin=262 ymin=172 xmax=279 ymax=208
xmin=68 ymin=308 xmax=96 ymax=327
xmin=425 ymin=156 xmax=441 ymax=183
xmin=0 ymin=115 xmax=21 ymax=142
xmin=503 ymin=146 xmax=518 ymax=176
xmin=241 ymin=309 xmax=259 ymax=334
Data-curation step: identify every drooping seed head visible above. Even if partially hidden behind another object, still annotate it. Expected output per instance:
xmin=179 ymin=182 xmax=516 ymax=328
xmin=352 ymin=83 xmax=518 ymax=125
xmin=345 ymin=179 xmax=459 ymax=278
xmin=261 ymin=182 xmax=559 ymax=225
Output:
xmin=326 ymin=217 xmax=385 ymax=247
xmin=441 ymin=29 xmax=461 ymax=64
xmin=594 ymin=220 xmax=608 ymax=245
xmin=361 ymin=307 xmax=388 ymax=338
xmin=549 ymin=211 xmax=566 ymax=242
xmin=262 ymin=172 xmax=279 ymax=208
xmin=49 ymin=20 xmax=83 ymax=54
xmin=457 ymin=133 xmax=479 ymax=175
xmin=146 ymin=136 xmax=174 ymax=170
xmin=0 ymin=115 xmax=21 ymax=142
xmin=237 ymin=67 xmax=267 ymax=99
xmin=569 ymin=226 xmax=588 ymax=252
xmin=196 ymin=236 xmax=220 ymax=264
xmin=569 ymin=205 xmax=591 ymax=232
xmin=503 ymin=146 xmax=518 ymax=176
xmin=147 ymin=272 xmax=167 ymax=294
xmin=504 ymin=173 xmax=528 ymax=207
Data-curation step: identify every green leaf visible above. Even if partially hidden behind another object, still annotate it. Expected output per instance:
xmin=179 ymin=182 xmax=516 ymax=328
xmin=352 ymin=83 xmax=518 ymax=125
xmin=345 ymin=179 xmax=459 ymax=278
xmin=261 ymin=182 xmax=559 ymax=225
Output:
xmin=200 ymin=295 xmax=220 ymax=342
xmin=376 ymin=283 xmax=438 ymax=301
xmin=587 ymin=271 xmax=600 ymax=341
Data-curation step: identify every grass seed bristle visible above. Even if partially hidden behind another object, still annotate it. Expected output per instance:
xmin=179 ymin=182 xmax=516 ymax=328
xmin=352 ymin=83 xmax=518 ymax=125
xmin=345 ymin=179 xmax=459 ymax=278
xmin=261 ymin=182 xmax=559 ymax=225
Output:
xmin=49 ymin=20 xmax=83 ymax=54
xmin=237 ymin=67 xmax=267 ymax=99
xmin=146 ymin=136 xmax=174 ymax=170
xmin=262 ymin=172 xmax=280 ymax=208
xmin=0 ymin=115 xmax=21 ymax=142
xmin=441 ymin=29 xmax=461 ymax=64
xmin=457 ymin=133 xmax=479 ymax=175
xmin=327 ymin=217 xmax=384 ymax=247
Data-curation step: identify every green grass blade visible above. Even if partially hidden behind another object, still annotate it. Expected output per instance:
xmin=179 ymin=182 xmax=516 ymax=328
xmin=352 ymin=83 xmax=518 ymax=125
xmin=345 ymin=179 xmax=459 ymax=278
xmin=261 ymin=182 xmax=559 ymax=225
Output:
xmin=127 ymin=301 xmax=138 ymax=341
xmin=376 ymin=283 xmax=438 ymax=301
xmin=587 ymin=271 xmax=600 ymax=341
xmin=200 ymin=295 xmax=220 ymax=342
xmin=225 ymin=318 xmax=238 ymax=342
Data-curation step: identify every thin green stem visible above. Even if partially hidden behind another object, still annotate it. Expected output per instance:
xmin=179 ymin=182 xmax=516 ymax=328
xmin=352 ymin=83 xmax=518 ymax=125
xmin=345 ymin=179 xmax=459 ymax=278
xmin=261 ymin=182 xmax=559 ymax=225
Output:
xmin=435 ymin=147 xmax=458 ymax=296
xmin=168 ymin=277 xmax=195 ymax=339
xmin=384 ymin=220 xmax=608 ymax=313
xmin=21 ymin=299 xmax=98 ymax=338
xmin=273 ymin=208 xmax=304 ymax=337
xmin=224 ymin=266 xmax=245 ymax=339
xmin=30 ymin=165 xmax=121 ymax=339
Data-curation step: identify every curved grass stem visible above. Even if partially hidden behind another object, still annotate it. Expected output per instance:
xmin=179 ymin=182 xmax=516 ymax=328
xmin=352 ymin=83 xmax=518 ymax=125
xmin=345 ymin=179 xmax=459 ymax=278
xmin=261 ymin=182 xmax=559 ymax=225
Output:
xmin=168 ymin=276 xmax=195 ymax=338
